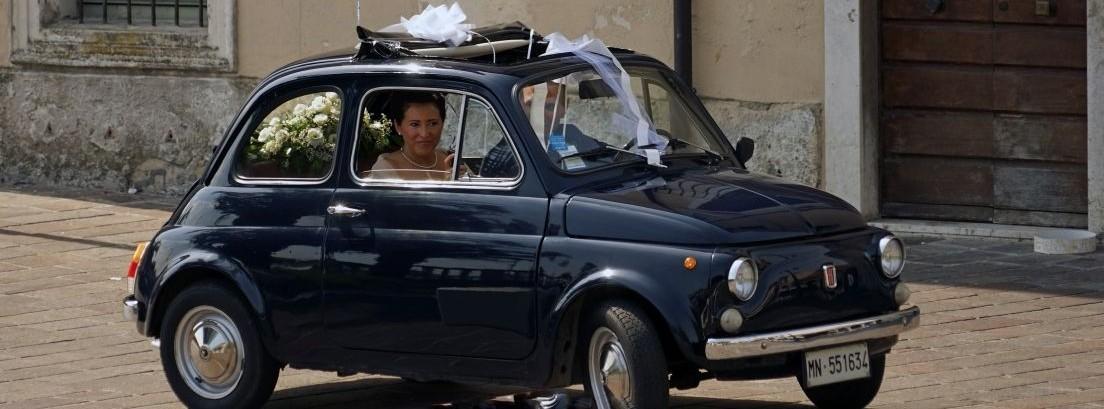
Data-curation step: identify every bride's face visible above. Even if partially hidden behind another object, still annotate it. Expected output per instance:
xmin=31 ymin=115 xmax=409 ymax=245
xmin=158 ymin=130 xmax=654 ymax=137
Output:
xmin=395 ymin=102 xmax=443 ymax=159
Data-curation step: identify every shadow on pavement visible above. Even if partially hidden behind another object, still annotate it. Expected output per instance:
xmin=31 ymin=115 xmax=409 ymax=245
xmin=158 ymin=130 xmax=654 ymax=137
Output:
xmin=0 ymin=227 xmax=139 ymax=250
xmin=901 ymin=235 xmax=1104 ymax=299
xmin=264 ymin=378 xmax=814 ymax=408
xmin=0 ymin=184 xmax=180 ymax=212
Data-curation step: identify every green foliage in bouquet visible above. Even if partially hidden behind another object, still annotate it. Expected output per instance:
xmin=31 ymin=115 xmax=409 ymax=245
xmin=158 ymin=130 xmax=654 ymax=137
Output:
xmin=360 ymin=111 xmax=400 ymax=154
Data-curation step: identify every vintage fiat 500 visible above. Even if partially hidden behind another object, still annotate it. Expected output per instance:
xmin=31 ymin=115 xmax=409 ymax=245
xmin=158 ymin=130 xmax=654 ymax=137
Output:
xmin=122 ymin=25 xmax=919 ymax=409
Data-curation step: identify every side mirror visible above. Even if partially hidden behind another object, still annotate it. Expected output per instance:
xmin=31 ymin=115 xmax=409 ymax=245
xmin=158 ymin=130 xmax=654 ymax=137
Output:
xmin=735 ymin=137 xmax=755 ymax=167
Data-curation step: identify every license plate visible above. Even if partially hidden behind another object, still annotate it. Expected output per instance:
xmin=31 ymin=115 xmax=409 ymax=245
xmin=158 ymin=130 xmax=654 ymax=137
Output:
xmin=803 ymin=343 xmax=870 ymax=387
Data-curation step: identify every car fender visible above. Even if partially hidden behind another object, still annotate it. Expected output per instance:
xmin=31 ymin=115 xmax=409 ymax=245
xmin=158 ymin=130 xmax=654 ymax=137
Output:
xmin=145 ymin=250 xmax=273 ymax=343
xmin=549 ymin=267 xmax=707 ymax=369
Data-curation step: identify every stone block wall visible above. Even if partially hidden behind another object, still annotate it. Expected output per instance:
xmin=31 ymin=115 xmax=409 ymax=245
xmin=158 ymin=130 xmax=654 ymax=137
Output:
xmin=0 ymin=71 xmax=255 ymax=195
xmin=704 ymin=99 xmax=823 ymax=188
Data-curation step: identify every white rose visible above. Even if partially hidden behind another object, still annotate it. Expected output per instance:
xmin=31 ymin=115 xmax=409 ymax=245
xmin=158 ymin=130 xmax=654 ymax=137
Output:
xmin=293 ymin=104 xmax=308 ymax=115
xmin=313 ymin=114 xmax=329 ymax=125
xmin=258 ymin=127 xmax=274 ymax=142
xmin=311 ymin=96 xmax=326 ymax=110
xmin=306 ymin=128 xmax=324 ymax=140
xmin=325 ymin=92 xmax=338 ymax=100
xmin=268 ymin=117 xmax=280 ymax=127
xmin=261 ymin=139 xmax=280 ymax=155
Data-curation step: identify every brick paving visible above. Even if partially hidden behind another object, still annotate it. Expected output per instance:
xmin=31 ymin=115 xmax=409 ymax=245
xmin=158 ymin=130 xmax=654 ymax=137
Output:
xmin=0 ymin=186 xmax=1102 ymax=408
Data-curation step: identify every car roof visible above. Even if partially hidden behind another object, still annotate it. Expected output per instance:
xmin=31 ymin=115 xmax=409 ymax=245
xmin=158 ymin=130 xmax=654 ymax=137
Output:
xmin=257 ymin=46 xmax=666 ymax=91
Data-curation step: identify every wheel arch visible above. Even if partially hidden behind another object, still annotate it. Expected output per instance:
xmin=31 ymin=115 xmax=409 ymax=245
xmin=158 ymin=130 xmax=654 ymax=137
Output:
xmin=546 ymin=272 xmax=704 ymax=386
xmin=145 ymin=253 xmax=272 ymax=346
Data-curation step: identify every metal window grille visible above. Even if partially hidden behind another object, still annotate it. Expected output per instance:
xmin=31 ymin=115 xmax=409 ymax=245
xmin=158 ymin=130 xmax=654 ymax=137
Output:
xmin=78 ymin=0 xmax=207 ymax=27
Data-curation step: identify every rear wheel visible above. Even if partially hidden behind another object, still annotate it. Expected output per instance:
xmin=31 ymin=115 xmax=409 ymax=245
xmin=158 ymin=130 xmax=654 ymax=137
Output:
xmin=798 ymin=353 xmax=886 ymax=409
xmin=160 ymin=282 xmax=279 ymax=409
xmin=581 ymin=301 xmax=669 ymax=409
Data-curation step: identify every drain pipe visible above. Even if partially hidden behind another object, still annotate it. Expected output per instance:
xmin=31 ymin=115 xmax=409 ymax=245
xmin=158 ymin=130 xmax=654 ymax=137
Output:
xmin=674 ymin=0 xmax=692 ymax=86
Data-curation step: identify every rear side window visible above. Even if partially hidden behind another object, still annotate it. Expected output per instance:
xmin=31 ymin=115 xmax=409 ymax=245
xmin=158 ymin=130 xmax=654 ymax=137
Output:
xmin=236 ymin=90 xmax=343 ymax=180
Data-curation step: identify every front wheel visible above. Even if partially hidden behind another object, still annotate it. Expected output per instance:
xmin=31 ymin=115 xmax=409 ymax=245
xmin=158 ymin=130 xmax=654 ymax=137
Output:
xmin=159 ymin=282 xmax=280 ymax=409
xmin=799 ymin=353 xmax=886 ymax=409
xmin=582 ymin=301 xmax=669 ymax=409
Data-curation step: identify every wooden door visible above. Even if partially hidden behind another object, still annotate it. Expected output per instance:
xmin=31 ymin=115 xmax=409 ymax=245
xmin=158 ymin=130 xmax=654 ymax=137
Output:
xmin=880 ymin=0 xmax=1087 ymax=227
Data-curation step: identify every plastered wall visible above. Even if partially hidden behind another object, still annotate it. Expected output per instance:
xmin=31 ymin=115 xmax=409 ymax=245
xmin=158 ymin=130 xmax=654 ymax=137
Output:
xmin=237 ymin=0 xmax=675 ymax=79
xmin=694 ymin=0 xmax=823 ymax=103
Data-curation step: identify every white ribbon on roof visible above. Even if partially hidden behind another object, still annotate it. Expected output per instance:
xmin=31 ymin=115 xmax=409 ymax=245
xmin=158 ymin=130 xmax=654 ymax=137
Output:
xmin=541 ymin=33 xmax=668 ymax=167
xmin=379 ymin=2 xmax=473 ymax=47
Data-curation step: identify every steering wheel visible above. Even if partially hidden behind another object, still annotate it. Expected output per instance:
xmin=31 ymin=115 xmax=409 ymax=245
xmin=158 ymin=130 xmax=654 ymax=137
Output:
xmin=615 ymin=128 xmax=670 ymax=161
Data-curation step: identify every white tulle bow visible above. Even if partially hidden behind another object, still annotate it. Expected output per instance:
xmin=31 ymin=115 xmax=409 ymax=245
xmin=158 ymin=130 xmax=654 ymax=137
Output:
xmin=542 ymin=33 xmax=668 ymax=167
xmin=380 ymin=3 xmax=473 ymax=47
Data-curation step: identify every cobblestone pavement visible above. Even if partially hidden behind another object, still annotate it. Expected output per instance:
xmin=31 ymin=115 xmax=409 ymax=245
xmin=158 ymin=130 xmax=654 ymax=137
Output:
xmin=0 ymin=186 xmax=1102 ymax=408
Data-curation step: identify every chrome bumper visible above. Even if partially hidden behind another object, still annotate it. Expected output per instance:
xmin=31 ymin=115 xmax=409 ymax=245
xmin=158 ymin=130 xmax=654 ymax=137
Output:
xmin=705 ymin=306 xmax=920 ymax=360
xmin=122 ymin=297 xmax=139 ymax=322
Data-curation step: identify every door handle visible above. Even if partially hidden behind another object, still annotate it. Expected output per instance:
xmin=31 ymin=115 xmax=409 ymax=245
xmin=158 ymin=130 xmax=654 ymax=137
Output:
xmin=327 ymin=204 xmax=365 ymax=217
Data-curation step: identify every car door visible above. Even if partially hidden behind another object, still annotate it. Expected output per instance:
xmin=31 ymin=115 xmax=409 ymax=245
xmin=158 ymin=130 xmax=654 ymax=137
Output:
xmin=193 ymin=78 xmax=353 ymax=358
xmin=322 ymin=80 xmax=548 ymax=360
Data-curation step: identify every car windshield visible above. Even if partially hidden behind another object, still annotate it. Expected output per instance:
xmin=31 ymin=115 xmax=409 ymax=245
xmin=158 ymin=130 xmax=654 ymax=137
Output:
xmin=518 ymin=67 xmax=729 ymax=172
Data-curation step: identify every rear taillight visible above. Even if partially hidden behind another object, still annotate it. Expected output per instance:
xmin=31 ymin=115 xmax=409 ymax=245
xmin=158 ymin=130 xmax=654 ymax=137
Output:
xmin=126 ymin=242 xmax=148 ymax=294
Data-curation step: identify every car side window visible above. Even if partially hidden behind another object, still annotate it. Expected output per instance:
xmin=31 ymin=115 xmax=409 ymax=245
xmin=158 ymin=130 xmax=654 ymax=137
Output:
xmin=355 ymin=91 xmax=462 ymax=181
xmin=355 ymin=89 xmax=520 ymax=184
xmin=235 ymin=90 xmax=342 ymax=180
xmin=458 ymin=99 xmax=521 ymax=180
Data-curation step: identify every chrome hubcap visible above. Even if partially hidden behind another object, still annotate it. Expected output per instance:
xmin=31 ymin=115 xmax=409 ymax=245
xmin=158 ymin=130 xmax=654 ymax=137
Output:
xmin=588 ymin=327 xmax=633 ymax=409
xmin=174 ymin=306 xmax=243 ymax=399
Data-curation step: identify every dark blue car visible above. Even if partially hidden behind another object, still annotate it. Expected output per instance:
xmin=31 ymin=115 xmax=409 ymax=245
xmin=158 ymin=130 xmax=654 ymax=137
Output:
xmin=122 ymin=26 xmax=919 ymax=409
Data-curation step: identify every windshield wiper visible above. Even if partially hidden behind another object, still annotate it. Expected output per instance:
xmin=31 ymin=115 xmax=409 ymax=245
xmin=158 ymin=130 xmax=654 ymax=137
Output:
xmin=663 ymin=136 xmax=724 ymax=164
xmin=555 ymin=142 xmax=648 ymax=164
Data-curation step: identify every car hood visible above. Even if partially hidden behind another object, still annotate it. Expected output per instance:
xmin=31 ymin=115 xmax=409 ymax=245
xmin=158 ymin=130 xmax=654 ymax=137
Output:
xmin=563 ymin=168 xmax=867 ymax=245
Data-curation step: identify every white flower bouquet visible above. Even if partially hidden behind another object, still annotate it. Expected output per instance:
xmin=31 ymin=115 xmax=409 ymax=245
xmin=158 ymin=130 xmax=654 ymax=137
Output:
xmin=246 ymin=92 xmax=343 ymax=174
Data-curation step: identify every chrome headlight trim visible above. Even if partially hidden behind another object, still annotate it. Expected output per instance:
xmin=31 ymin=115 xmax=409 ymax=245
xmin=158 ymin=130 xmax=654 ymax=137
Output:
xmin=878 ymin=236 xmax=905 ymax=278
xmin=727 ymin=257 xmax=758 ymax=301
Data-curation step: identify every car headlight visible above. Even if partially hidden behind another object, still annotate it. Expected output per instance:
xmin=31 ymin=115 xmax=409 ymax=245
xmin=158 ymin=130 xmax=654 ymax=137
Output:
xmin=727 ymin=258 xmax=758 ymax=301
xmin=879 ymin=236 xmax=905 ymax=278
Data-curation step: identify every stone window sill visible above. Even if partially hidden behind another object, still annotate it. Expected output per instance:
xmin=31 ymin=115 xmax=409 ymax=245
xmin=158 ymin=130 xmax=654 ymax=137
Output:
xmin=11 ymin=24 xmax=233 ymax=72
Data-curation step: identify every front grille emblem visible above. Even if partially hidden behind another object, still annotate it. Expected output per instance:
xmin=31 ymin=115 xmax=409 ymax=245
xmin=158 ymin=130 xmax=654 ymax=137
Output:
xmin=822 ymin=264 xmax=838 ymax=289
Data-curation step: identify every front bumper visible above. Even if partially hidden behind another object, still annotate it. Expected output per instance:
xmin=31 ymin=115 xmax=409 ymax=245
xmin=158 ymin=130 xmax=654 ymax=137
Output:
xmin=122 ymin=295 xmax=139 ymax=322
xmin=705 ymin=306 xmax=920 ymax=360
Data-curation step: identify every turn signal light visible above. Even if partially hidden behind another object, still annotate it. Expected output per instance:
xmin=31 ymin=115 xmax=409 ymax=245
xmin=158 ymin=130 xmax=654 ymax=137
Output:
xmin=126 ymin=242 xmax=148 ymax=294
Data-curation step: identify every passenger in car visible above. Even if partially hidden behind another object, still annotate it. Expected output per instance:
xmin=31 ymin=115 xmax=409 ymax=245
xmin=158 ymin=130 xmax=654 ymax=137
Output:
xmin=369 ymin=92 xmax=456 ymax=180
xmin=521 ymin=82 xmax=565 ymax=147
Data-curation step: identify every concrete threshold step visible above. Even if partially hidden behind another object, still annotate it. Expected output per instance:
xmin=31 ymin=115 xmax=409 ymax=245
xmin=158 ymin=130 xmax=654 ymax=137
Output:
xmin=869 ymin=218 xmax=1099 ymax=243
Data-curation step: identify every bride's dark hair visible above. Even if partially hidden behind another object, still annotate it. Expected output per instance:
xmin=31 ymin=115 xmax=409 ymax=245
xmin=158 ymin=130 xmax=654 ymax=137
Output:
xmin=389 ymin=91 xmax=446 ymax=123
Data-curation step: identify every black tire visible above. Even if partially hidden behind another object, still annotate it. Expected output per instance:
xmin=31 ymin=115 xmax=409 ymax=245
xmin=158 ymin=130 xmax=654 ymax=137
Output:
xmin=159 ymin=281 xmax=280 ymax=409
xmin=580 ymin=300 xmax=669 ymax=409
xmin=798 ymin=353 xmax=886 ymax=409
